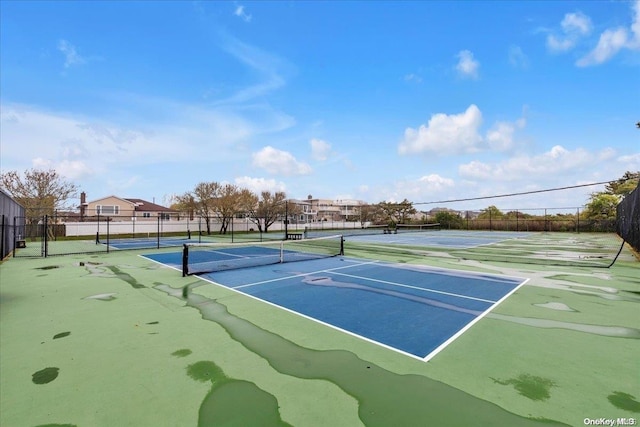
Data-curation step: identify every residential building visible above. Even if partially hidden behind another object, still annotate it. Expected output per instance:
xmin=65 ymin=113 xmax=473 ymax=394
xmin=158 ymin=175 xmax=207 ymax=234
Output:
xmin=84 ymin=195 xmax=177 ymax=221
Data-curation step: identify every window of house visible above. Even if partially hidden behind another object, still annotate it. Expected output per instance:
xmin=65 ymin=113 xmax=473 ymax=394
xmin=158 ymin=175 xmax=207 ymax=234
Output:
xmin=96 ymin=205 xmax=120 ymax=215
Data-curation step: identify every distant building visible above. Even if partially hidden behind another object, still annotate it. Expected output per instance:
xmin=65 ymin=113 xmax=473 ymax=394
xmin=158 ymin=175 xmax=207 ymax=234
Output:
xmin=301 ymin=196 xmax=367 ymax=223
xmin=84 ymin=195 xmax=177 ymax=221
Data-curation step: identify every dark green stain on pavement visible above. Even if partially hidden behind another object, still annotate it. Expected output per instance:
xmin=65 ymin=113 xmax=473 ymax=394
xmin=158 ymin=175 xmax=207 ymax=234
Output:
xmin=155 ymin=284 xmax=569 ymax=427
xmin=186 ymin=360 xmax=292 ymax=426
xmin=607 ymin=391 xmax=640 ymax=413
xmin=492 ymin=374 xmax=556 ymax=401
xmin=53 ymin=331 xmax=71 ymax=340
xmin=172 ymin=349 xmax=192 ymax=358
xmin=32 ymin=367 xmax=59 ymax=385
xmin=106 ymin=266 xmax=145 ymax=288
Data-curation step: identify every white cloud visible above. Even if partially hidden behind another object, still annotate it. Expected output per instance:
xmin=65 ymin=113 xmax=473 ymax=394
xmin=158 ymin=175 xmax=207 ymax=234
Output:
xmin=546 ymin=12 xmax=592 ymax=53
xmin=215 ymin=33 xmax=291 ymax=105
xmin=455 ymin=50 xmax=480 ymax=79
xmin=32 ymin=157 xmax=93 ymax=181
xmin=404 ymin=73 xmax=423 ymax=83
xmin=486 ymin=117 xmax=526 ymax=151
xmin=0 ymin=100 xmax=280 ymax=186
xmin=508 ymin=45 xmax=529 ymax=69
xmin=234 ymin=5 xmax=252 ymax=22
xmin=417 ymin=174 xmax=455 ymax=191
xmin=252 ymin=146 xmax=312 ymax=176
xmin=235 ymin=176 xmax=286 ymax=193
xmin=398 ymin=104 xmax=483 ymax=155
xmin=362 ymin=174 xmax=456 ymax=203
xmin=458 ymin=145 xmax=618 ymax=181
xmin=399 ymin=105 xmax=528 ymax=157
xmin=57 ymin=39 xmax=86 ymax=68
xmin=310 ymin=138 xmax=332 ymax=161
xmin=617 ymin=152 xmax=640 ymax=167
xmin=576 ymin=28 xmax=629 ymax=66
xmin=562 ymin=12 xmax=592 ymax=35
xmin=557 ymin=1 xmax=640 ymax=66
xmin=631 ymin=0 xmax=640 ymax=48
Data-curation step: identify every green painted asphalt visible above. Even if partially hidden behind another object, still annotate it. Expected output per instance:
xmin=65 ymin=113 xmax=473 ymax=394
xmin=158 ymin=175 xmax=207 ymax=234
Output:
xmin=1 ymin=237 xmax=638 ymax=426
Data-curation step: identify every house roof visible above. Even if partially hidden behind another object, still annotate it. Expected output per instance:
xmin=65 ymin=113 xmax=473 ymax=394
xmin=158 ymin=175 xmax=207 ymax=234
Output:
xmin=86 ymin=195 xmax=175 ymax=212
xmin=124 ymin=198 xmax=175 ymax=212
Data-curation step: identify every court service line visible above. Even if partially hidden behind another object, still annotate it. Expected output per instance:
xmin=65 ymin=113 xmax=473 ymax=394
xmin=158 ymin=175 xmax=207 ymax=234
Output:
xmin=326 ymin=271 xmax=497 ymax=304
xmin=233 ymin=260 xmax=381 ymax=290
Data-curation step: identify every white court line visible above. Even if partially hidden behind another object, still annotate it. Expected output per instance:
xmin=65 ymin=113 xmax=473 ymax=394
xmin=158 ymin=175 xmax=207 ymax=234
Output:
xmin=234 ymin=260 xmax=381 ymax=289
xmin=422 ymin=277 xmax=530 ymax=362
xmin=326 ymin=271 xmax=497 ymax=304
xmin=143 ymin=252 xmax=528 ymax=362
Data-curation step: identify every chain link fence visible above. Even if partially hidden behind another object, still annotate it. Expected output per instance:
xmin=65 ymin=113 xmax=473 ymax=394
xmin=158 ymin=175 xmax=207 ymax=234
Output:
xmin=616 ymin=180 xmax=640 ymax=253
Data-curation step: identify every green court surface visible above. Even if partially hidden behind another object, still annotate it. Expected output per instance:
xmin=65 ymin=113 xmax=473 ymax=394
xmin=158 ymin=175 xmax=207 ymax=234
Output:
xmin=1 ymin=233 xmax=639 ymax=426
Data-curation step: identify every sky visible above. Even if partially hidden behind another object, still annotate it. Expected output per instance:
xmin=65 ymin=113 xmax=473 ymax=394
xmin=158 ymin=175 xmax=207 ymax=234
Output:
xmin=1 ymin=1 xmax=639 ymax=212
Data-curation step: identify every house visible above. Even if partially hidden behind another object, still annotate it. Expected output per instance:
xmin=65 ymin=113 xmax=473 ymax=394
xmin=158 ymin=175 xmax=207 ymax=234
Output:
xmin=304 ymin=197 xmax=367 ymax=222
xmin=84 ymin=195 xmax=177 ymax=221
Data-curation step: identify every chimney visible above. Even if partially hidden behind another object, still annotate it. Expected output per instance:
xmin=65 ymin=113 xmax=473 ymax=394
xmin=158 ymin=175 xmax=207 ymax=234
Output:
xmin=80 ymin=192 xmax=87 ymax=221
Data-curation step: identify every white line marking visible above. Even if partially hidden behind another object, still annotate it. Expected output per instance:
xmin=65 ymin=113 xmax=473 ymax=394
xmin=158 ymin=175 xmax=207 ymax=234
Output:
xmin=326 ymin=271 xmax=497 ymax=304
xmin=422 ymin=277 xmax=530 ymax=362
xmin=234 ymin=260 xmax=381 ymax=289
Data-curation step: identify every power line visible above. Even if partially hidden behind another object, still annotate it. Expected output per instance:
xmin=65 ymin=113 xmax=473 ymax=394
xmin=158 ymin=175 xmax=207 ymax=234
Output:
xmin=413 ymin=180 xmax=617 ymax=206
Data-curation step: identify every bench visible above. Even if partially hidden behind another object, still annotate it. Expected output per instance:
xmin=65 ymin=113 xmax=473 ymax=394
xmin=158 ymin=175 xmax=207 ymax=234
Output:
xmin=16 ymin=240 xmax=26 ymax=248
xmin=286 ymin=233 xmax=303 ymax=240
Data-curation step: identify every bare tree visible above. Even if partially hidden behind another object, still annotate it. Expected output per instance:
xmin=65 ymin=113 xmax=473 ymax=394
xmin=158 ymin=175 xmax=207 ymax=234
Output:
xmin=0 ymin=168 xmax=79 ymax=223
xmin=357 ymin=203 xmax=383 ymax=226
xmin=247 ymin=191 xmax=287 ymax=233
xmin=215 ymin=184 xmax=259 ymax=234
xmin=173 ymin=182 xmax=221 ymax=234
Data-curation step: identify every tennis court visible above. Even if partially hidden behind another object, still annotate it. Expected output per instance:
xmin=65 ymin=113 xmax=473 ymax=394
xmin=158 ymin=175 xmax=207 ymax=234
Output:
xmin=346 ymin=229 xmax=533 ymax=248
xmin=2 ymin=228 xmax=638 ymax=426
xmin=144 ymin=241 xmax=526 ymax=360
xmin=101 ymin=236 xmax=195 ymax=250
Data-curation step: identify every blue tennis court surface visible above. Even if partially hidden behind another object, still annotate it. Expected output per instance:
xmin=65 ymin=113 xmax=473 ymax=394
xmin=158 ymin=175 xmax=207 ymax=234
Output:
xmin=101 ymin=237 xmax=193 ymax=250
xmin=144 ymin=251 xmax=526 ymax=360
xmin=346 ymin=230 xmax=533 ymax=248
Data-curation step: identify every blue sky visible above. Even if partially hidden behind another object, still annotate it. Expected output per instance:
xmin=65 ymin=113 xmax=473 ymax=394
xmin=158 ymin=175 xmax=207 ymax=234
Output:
xmin=1 ymin=1 xmax=639 ymax=211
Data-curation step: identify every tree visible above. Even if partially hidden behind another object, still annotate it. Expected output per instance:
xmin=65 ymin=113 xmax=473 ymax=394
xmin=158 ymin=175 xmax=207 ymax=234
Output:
xmin=434 ymin=211 xmax=463 ymax=229
xmin=0 ymin=168 xmax=79 ymax=223
xmin=581 ymin=171 xmax=639 ymax=220
xmin=246 ymin=191 xmax=287 ymax=233
xmin=215 ymin=184 xmax=257 ymax=234
xmin=173 ymin=182 xmax=221 ymax=234
xmin=357 ymin=203 xmax=383 ymax=226
xmin=605 ymin=171 xmax=639 ymax=197
xmin=478 ymin=205 xmax=504 ymax=220
xmin=583 ymin=193 xmax=620 ymax=220
xmin=378 ymin=199 xmax=416 ymax=225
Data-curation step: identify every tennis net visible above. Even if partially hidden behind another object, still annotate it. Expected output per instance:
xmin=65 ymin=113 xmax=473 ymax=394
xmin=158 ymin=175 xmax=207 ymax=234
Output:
xmin=304 ymin=224 xmax=391 ymax=238
xmin=182 ymin=234 xmax=344 ymax=276
xmin=395 ymin=223 xmax=441 ymax=233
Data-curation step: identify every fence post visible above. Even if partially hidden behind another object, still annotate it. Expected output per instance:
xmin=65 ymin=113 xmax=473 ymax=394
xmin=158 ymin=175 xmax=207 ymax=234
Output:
xmin=43 ymin=215 xmax=48 ymax=257
xmin=0 ymin=214 xmax=4 ymax=260
xmin=544 ymin=209 xmax=548 ymax=232
xmin=106 ymin=218 xmax=110 ymax=253
xmin=12 ymin=217 xmax=16 ymax=258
